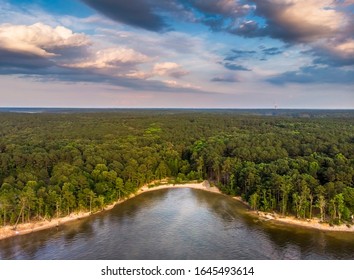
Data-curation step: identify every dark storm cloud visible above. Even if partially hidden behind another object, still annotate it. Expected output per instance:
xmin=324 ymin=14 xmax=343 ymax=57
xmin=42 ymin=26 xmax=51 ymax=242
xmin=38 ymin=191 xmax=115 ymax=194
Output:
xmin=81 ymin=0 xmax=169 ymax=31
xmin=268 ymin=66 xmax=354 ymax=85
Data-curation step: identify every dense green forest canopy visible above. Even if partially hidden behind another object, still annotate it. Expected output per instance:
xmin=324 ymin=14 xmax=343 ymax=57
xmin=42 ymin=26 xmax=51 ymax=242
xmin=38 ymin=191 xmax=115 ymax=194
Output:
xmin=0 ymin=109 xmax=353 ymax=226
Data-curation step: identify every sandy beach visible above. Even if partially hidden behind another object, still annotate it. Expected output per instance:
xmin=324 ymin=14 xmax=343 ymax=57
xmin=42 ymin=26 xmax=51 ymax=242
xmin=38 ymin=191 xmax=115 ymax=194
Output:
xmin=0 ymin=180 xmax=352 ymax=240
xmin=254 ymin=211 xmax=354 ymax=232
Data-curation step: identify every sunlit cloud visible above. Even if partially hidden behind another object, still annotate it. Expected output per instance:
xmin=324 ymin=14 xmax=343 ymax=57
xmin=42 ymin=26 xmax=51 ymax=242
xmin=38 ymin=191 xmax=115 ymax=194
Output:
xmin=251 ymin=0 xmax=349 ymax=42
xmin=0 ymin=22 xmax=89 ymax=57
xmin=64 ymin=47 xmax=150 ymax=69
xmin=153 ymin=62 xmax=189 ymax=78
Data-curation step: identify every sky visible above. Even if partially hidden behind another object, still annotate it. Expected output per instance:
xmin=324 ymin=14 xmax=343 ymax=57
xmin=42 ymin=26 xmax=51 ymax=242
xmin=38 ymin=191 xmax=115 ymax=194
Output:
xmin=0 ymin=0 xmax=353 ymax=108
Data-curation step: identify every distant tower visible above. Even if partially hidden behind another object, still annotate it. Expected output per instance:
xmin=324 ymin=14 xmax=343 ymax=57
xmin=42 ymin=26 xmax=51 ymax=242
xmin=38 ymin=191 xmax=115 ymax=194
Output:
xmin=274 ymin=103 xmax=278 ymax=110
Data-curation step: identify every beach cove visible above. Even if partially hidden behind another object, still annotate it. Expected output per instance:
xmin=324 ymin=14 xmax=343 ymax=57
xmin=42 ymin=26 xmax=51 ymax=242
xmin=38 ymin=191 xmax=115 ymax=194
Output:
xmin=0 ymin=180 xmax=353 ymax=242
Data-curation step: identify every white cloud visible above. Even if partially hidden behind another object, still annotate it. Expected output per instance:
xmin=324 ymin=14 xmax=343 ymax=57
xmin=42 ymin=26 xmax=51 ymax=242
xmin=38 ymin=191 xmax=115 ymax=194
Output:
xmin=163 ymin=79 xmax=201 ymax=90
xmin=153 ymin=62 xmax=188 ymax=78
xmin=0 ymin=22 xmax=89 ymax=57
xmin=125 ymin=71 xmax=153 ymax=79
xmin=65 ymin=47 xmax=150 ymax=69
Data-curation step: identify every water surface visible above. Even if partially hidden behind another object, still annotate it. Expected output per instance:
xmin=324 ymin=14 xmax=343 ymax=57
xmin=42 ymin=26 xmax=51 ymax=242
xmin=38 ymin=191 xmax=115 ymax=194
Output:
xmin=0 ymin=188 xmax=353 ymax=259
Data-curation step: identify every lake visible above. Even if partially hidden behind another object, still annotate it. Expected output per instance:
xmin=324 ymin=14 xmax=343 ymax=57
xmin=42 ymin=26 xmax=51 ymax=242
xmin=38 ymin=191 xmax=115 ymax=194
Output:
xmin=0 ymin=188 xmax=353 ymax=259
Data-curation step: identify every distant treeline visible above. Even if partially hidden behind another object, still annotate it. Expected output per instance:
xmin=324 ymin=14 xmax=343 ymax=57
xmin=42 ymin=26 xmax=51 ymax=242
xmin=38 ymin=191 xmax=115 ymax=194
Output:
xmin=0 ymin=111 xmax=353 ymax=226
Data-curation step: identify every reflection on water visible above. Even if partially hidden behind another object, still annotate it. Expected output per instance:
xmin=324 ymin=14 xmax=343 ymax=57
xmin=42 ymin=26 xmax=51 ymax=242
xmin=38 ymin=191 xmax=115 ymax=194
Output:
xmin=0 ymin=188 xmax=353 ymax=260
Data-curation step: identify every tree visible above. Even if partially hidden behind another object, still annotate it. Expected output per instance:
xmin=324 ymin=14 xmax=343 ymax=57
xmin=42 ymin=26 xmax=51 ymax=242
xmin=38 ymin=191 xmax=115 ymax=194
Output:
xmin=343 ymin=187 xmax=354 ymax=214
xmin=329 ymin=199 xmax=337 ymax=222
xmin=335 ymin=193 xmax=345 ymax=223
xmin=83 ymin=188 xmax=96 ymax=213
xmin=309 ymin=193 xmax=314 ymax=219
xmin=0 ymin=183 xmax=16 ymax=226
xmin=249 ymin=192 xmax=260 ymax=211
xmin=155 ymin=161 xmax=170 ymax=180
xmin=260 ymin=189 xmax=271 ymax=212
xmin=292 ymin=193 xmax=301 ymax=218
xmin=21 ymin=181 xmax=37 ymax=223
xmin=61 ymin=183 xmax=76 ymax=215
xmin=316 ymin=195 xmax=326 ymax=222
xmin=299 ymin=184 xmax=310 ymax=219
xmin=280 ymin=177 xmax=292 ymax=216
xmin=196 ymin=156 xmax=204 ymax=180
xmin=36 ymin=186 xmax=48 ymax=219
xmin=115 ymin=177 xmax=125 ymax=200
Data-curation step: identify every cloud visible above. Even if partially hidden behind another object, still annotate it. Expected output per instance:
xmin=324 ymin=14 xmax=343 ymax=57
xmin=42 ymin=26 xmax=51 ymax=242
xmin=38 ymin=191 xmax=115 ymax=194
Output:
xmin=153 ymin=62 xmax=189 ymax=78
xmin=80 ymin=0 xmax=353 ymax=51
xmin=163 ymin=79 xmax=201 ymax=90
xmin=184 ymin=1 xmax=256 ymax=31
xmin=226 ymin=0 xmax=354 ymax=75
xmin=223 ymin=47 xmax=282 ymax=65
xmin=80 ymin=0 xmax=353 ymax=72
xmin=2 ymin=1 xmax=353 ymax=99
xmin=0 ymin=22 xmax=90 ymax=71
xmin=187 ymin=0 xmax=251 ymax=17
xmin=81 ymin=0 xmax=169 ymax=31
xmin=310 ymin=39 xmax=354 ymax=66
xmin=0 ymin=22 xmax=89 ymax=57
xmin=268 ymin=65 xmax=354 ymax=84
xmin=229 ymin=1 xmax=354 ymax=68
xmin=251 ymin=0 xmax=348 ymax=43
xmin=0 ymin=22 xmax=208 ymax=94
xmin=211 ymin=75 xmax=239 ymax=83
xmin=223 ymin=62 xmax=250 ymax=71
xmin=0 ymin=50 xmax=55 ymax=71
xmin=228 ymin=20 xmax=262 ymax=37
xmin=64 ymin=47 xmax=150 ymax=69
xmin=224 ymin=49 xmax=257 ymax=61
xmin=262 ymin=47 xmax=283 ymax=56
xmin=81 ymin=0 xmax=255 ymax=32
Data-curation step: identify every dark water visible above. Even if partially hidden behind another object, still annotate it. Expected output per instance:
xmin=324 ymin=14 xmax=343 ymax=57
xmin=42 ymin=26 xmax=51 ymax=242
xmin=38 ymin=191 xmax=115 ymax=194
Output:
xmin=0 ymin=188 xmax=353 ymax=260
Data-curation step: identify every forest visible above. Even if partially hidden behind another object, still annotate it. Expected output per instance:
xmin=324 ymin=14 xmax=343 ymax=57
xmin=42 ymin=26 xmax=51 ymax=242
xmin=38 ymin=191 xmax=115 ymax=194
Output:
xmin=0 ymin=109 xmax=353 ymax=227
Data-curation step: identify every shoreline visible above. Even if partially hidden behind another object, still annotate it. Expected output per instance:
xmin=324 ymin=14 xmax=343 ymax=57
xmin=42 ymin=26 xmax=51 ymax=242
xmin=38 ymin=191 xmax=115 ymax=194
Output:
xmin=0 ymin=180 xmax=219 ymax=241
xmin=231 ymin=196 xmax=354 ymax=232
xmin=0 ymin=181 xmax=353 ymax=241
xmin=253 ymin=211 xmax=354 ymax=232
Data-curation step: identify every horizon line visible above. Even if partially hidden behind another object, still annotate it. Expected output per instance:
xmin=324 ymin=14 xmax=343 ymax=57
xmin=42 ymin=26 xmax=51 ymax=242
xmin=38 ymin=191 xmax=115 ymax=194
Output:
xmin=0 ymin=107 xmax=354 ymax=110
